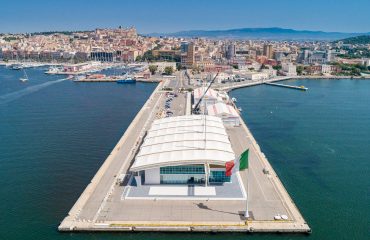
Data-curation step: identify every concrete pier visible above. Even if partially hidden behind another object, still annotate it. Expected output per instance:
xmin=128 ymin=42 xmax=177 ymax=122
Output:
xmin=217 ymin=76 xmax=292 ymax=92
xmin=59 ymin=72 xmax=310 ymax=233
xmin=73 ymin=78 xmax=161 ymax=83
xmin=264 ymin=82 xmax=308 ymax=91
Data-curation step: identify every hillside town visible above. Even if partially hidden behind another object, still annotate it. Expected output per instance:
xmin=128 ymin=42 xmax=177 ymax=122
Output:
xmin=1 ymin=27 xmax=370 ymax=79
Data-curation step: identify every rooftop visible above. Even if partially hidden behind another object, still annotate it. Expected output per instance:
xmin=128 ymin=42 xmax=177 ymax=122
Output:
xmin=207 ymin=102 xmax=239 ymax=117
xmin=193 ymin=86 xmax=219 ymax=100
xmin=130 ymin=115 xmax=235 ymax=171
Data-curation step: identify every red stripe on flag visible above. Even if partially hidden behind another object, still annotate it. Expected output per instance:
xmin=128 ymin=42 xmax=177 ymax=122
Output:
xmin=225 ymin=160 xmax=235 ymax=177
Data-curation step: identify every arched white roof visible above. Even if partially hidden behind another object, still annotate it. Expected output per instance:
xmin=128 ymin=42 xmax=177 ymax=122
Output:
xmin=193 ymin=87 xmax=219 ymax=100
xmin=130 ymin=115 xmax=235 ymax=171
xmin=207 ymin=102 xmax=239 ymax=118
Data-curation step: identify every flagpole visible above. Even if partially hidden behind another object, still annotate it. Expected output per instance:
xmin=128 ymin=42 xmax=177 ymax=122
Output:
xmin=245 ymin=167 xmax=249 ymax=219
xmin=231 ymin=149 xmax=249 ymax=219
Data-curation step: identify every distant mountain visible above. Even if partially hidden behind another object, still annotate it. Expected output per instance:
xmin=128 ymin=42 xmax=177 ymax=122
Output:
xmin=150 ymin=27 xmax=370 ymax=40
xmin=334 ymin=35 xmax=370 ymax=44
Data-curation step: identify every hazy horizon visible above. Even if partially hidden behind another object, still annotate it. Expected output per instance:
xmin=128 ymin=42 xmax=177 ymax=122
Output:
xmin=1 ymin=26 xmax=370 ymax=35
xmin=0 ymin=0 xmax=369 ymax=34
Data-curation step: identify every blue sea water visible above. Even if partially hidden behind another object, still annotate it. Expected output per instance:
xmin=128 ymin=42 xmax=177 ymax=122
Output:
xmin=230 ymin=79 xmax=370 ymax=239
xmin=0 ymin=67 xmax=369 ymax=240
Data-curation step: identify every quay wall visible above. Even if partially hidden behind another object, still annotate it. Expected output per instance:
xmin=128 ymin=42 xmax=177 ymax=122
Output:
xmin=58 ymin=81 xmax=162 ymax=230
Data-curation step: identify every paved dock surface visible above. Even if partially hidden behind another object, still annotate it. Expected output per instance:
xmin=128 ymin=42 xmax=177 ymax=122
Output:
xmin=59 ymin=72 xmax=310 ymax=233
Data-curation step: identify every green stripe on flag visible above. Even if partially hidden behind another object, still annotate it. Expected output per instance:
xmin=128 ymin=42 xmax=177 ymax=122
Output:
xmin=239 ymin=149 xmax=249 ymax=171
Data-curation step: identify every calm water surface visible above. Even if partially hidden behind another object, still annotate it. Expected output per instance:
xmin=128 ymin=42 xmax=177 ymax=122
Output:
xmin=0 ymin=67 xmax=368 ymax=239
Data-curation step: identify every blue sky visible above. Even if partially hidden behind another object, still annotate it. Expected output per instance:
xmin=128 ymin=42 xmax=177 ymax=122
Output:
xmin=0 ymin=0 xmax=369 ymax=34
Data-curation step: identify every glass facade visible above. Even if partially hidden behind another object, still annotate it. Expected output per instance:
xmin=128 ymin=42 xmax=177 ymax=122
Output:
xmin=209 ymin=170 xmax=231 ymax=183
xmin=160 ymin=174 xmax=205 ymax=184
xmin=160 ymin=165 xmax=205 ymax=184
xmin=159 ymin=165 xmax=231 ymax=184
xmin=160 ymin=165 xmax=205 ymax=174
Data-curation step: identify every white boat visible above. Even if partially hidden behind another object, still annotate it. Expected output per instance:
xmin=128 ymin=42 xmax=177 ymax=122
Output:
xmin=11 ymin=64 xmax=23 ymax=70
xmin=232 ymin=97 xmax=237 ymax=102
xmin=19 ymin=68 xmax=29 ymax=82
xmin=237 ymin=107 xmax=242 ymax=112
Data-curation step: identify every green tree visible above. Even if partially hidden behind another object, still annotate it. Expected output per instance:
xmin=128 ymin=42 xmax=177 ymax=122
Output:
xmin=176 ymin=63 xmax=182 ymax=71
xmin=4 ymin=36 xmax=17 ymax=42
xmin=335 ymin=35 xmax=370 ymax=45
xmin=149 ymin=65 xmax=158 ymax=75
xmin=273 ymin=65 xmax=282 ymax=71
xmin=296 ymin=66 xmax=304 ymax=75
xmin=142 ymin=50 xmax=159 ymax=62
xmin=136 ymin=55 xmax=142 ymax=62
xmin=164 ymin=66 xmax=174 ymax=75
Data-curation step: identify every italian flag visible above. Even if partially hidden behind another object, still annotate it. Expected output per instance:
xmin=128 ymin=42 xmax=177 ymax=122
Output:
xmin=225 ymin=149 xmax=249 ymax=176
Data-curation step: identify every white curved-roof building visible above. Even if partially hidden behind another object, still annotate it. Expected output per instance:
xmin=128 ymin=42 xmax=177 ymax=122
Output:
xmin=207 ymin=102 xmax=240 ymax=126
xmin=193 ymin=87 xmax=219 ymax=106
xmin=130 ymin=115 xmax=235 ymax=185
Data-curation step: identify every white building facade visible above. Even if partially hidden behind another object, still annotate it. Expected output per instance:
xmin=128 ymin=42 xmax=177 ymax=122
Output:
xmin=281 ymin=62 xmax=297 ymax=76
xmin=244 ymin=72 xmax=269 ymax=80
xmin=321 ymin=64 xmax=332 ymax=74
xmin=207 ymin=102 xmax=240 ymax=127
xmin=193 ymin=87 xmax=220 ymax=107
xmin=130 ymin=115 xmax=235 ymax=185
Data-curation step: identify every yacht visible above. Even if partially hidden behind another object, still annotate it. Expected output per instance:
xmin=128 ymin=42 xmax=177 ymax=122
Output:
xmin=11 ymin=64 xmax=23 ymax=70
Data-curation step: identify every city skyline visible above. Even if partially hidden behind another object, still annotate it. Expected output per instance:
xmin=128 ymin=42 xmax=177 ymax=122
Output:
xmin=1 ymin=0 xmax=370 ymax=34
xmin=0 ymin=1 xmax=369 ymax=239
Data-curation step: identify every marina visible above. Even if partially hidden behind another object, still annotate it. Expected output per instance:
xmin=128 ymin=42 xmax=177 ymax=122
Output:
xmin=73 ymin=74 xmax=129 ymax=82
xmin=44 ymin=62 xmax=114 ymax=75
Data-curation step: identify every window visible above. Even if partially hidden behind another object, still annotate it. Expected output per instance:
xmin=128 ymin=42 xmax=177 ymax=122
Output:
xmin=209 ymin=171 xmax=231 ymax=183
xmin=160 ymin=165 xmax=205 ymax=174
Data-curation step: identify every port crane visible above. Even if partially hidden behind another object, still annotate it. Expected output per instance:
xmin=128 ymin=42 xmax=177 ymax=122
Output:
xmin=192 ymin=71 xmax=219 ymax=114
